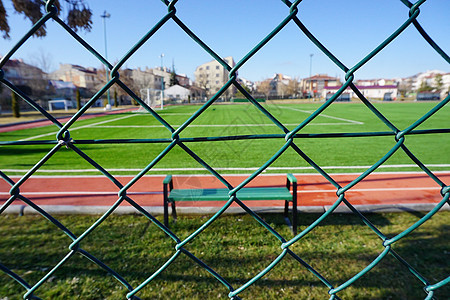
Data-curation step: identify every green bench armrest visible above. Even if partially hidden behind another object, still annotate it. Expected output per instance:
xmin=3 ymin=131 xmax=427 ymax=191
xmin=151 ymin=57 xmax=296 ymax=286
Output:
xmin=163 ymin=175 xmax=173 ymax=185
xmin=287 ymin=173 xmax=297 ymax=184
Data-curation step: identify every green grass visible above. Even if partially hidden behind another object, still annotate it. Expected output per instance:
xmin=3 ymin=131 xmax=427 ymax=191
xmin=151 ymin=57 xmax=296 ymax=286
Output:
xmin=0 ymin=212 xmax=448 ymax=299
xmin=0 ymin=102 xmax=449 ymax=175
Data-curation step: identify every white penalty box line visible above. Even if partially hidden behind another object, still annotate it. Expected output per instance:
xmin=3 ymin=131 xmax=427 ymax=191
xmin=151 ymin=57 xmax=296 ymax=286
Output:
xmin=278 ymin=106 xmax=364 ymax=125
xmin=21 ymin=114 xmax=138 ymax=141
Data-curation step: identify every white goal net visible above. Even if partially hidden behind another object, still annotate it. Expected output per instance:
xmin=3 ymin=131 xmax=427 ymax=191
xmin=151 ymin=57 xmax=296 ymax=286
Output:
xmin=48 ymin=99 xmax=74 ymax=112
xmin=137 ymin=88 xmax=163 ymax=112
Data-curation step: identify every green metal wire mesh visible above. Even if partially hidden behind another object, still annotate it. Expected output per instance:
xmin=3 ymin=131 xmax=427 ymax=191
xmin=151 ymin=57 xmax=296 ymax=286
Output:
xmin=0 ymin=0 xmax=449 ymax=299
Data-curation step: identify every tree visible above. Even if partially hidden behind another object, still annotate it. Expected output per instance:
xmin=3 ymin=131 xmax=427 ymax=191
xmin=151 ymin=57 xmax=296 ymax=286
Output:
xmin=234 ymin=84 xmax=251 ymax=99
xmin=195 ymin=73 xmax=210 ymax=99
xmin=113 ymin=89 xmax=118 ymax=107
xmin=434 ymin=74 xmax=443 ymax=92
xmin=398 ymin=78 xmax=413 ymax=98
xmin=75 ymin=88 xmax=81 ymax=110
xmin=0 ymin=78 xmax=3 ymax=114
xmin=256 ymin=79 xmax=272 ymax=100
xmin=286 ymin=78 xmax=300 ymax=98
xmin=11 ymin=91 xmax=20 ymax=117
xmin=96 ymin=65 xmax=136 ymax=103
xmin=28 ymin=48 xmax=54 ymax=73
xmin=417 ymin=80 xmax=433 ymax=92
xmin=0 ymin=0 xmax=92 ymax=39
xmin=169 ymin=70 xmax=179 ymax=87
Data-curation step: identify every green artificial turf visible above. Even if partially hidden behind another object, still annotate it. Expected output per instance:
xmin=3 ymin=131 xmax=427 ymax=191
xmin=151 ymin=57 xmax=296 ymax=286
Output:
xmin=0 ymin=102 xmax=448 ymax=175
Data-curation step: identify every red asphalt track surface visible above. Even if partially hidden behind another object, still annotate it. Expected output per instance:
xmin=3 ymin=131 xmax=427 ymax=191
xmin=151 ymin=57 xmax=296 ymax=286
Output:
xmin=1 ymin=173 xmax=448 ymax=212
xmin=1 ymin=111 xmax=448 ymax=213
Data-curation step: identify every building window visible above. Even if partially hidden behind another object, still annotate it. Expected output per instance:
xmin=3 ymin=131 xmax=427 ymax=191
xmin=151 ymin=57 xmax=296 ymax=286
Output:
xmin=216 ymin=66 xmax=220 ymax=70
xmin=206 ymin=66 xmax=210 ymax=70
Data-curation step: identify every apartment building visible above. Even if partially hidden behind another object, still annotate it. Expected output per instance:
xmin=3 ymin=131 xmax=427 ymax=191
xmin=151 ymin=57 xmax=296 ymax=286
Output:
xmin=2 ymin=58 xmax=47 ymax=94
xmin=194 ymin=56 xmax=236 ymax=98
xmin=0 ymin=58 xmax=48 ymax=109
xmin=129 ymin=67 xmax=164 ymax=91
xmin=49 ymin=64 xmax=98 ymax=91
xmin=301 ymin=74 xmax=341 ymax=98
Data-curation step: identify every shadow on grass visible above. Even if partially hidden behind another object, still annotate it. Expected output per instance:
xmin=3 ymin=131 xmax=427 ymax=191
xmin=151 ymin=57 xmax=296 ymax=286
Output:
xmin=258 ymin=212 xmax=392 ymax=227
xmin=0 ymin=212 xmax=447 ymax=299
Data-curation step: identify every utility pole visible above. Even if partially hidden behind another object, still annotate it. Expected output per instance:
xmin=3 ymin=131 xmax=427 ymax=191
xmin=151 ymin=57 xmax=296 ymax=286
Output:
xmin=160 ymin=53 xmax=165 ymax=110
xmin=101 ymin=10 xmax=111 ymax=109
xmin=309 ymin=53 xmax=313 ymax=99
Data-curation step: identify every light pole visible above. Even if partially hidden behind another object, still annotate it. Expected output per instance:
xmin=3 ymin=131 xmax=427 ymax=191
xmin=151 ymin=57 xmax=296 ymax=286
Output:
xmin=101 ymin=10 xmax=111 ymax=108
xmin=160 ymin=53 xmax=165 ymax=110
xmin=309 ymin=53 xmax=313 ymax=99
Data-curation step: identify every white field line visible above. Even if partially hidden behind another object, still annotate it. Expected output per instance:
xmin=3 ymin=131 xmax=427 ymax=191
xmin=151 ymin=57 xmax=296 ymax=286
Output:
xmin=0 ymin=191 xmax=161 ymax=196
xmin=92 ymin=123 xmax=356 ymax=129
xmin=21 ymin=114 xmax=138 ymax=141
xmin=279 ymin=106 xmax=364 ymax=125
xmin=0 ymin=187 xmax=441 ymax=198
xmin=3 ymin=164 xmax=450 ymax=173
xmin=158 ymin=113 xmax=196 ymax=115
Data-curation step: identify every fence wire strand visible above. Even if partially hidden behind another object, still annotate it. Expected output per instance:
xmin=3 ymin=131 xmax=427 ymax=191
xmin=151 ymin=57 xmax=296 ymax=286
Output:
xmin=0 ymin=0 xmax=449 ymax=299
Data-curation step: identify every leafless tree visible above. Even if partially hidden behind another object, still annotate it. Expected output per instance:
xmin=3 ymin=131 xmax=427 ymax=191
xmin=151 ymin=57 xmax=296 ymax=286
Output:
xmin=286 ymin=77 xmax=300 ymax=98
xmin=96 ymin=66 xmax=137 ymax=100
xmin=195 ymin=72 xmax=210 ymax=99
xmin=256 ymin=79 xmax=271 ymax=100
xmin=28 ymin=48 xmax=54 ymax=73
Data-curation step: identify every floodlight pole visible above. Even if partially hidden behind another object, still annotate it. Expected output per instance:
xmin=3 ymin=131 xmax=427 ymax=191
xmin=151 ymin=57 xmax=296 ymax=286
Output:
xmin=160 ymin=53 xmax=165 ymax=110
xmin=101 ymin=10 xmax=111 ymax=108
xmin=309 ymin=53 xmax=313 ymax=99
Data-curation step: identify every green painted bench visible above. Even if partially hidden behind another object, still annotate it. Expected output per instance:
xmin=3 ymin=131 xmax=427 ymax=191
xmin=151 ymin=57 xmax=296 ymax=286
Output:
xmin=163 ymin=174 xmax=298 ymax=234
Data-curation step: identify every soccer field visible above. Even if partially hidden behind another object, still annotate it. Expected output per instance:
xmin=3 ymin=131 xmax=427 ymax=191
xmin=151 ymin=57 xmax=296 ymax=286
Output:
xmin=0 ymin=101 xmax=449 ymax=175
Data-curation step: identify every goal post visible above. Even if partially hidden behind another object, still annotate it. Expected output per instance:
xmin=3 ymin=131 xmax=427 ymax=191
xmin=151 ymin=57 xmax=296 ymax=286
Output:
xmin=138 ymin=88 xmax=163 ymax=111
xmin=48 ymin=99 xmax=74 ymax=112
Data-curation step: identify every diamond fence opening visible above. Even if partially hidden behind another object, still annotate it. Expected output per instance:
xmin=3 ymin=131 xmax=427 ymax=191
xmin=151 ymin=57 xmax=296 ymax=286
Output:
xmin=0 ymin=0 xmax=449 ymax=299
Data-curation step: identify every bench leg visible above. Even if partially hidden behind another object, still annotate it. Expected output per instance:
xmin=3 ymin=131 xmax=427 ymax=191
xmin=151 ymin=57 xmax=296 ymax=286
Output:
xmin=171 ymin=201 xmax=177 ymax=222
xmin=292 ymin=183 xmax=298 ymax=235
xmin=163 ymin=183 xmax=169 ymax=228
xmin=284 ymin=199 xmax=289 ymax=219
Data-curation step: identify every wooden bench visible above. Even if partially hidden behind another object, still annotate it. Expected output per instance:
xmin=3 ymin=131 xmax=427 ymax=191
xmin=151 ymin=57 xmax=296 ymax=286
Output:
xmin=163 ymin=174 xmax=298 ymax=234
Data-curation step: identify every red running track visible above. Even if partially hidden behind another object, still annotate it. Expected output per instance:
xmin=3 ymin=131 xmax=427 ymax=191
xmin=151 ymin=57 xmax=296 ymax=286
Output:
xmin=1 ymin=173 xmax=448 ymax=212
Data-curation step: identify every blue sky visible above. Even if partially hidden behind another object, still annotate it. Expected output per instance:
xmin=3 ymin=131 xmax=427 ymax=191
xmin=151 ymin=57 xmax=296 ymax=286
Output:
xmin=1 ymin=0 xmax=449 ymax=82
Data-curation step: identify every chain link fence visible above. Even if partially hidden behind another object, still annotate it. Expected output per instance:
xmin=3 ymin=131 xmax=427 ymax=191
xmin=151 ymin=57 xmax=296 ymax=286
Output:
xmin=1 ymin=0 xmax=449 ymax=299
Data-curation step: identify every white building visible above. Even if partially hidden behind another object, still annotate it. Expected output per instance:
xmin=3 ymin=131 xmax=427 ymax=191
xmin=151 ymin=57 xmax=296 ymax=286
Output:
xmin=164 ymin=84 xmax=190 ymax=103
xmin=323 ymin=83 xmax=398 ymax=101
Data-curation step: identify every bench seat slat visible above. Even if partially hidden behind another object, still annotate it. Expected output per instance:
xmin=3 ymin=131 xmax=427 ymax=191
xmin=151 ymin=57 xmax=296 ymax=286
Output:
xmin=168 ymin=187 xmax=292 ymax=201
